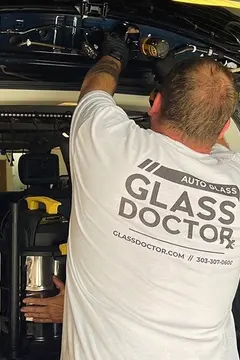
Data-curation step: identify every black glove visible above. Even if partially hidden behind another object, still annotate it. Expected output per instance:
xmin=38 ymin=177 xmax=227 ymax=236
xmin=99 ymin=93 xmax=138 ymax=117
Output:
xmin=101 ymin=32 xmax=129 ymax=70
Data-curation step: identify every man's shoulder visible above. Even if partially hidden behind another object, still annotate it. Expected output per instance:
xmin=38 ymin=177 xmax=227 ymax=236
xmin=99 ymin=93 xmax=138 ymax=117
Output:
xmin=211 ymin=144 xmax=240 ymax=168
xmin=70 ymin=90 xmax=142 ymax=155
xmin=79 ymin=90 xmax=116 ymax=108
xmin=74 ymin=90 xmax=117 ymax=124
xmin=71 ymin=90 xmax=129 ymax=135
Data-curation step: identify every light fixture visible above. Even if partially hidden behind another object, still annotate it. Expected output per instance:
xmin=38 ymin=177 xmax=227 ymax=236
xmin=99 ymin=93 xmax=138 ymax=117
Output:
xmin=58 ymin=102 xmax=77 ymax=106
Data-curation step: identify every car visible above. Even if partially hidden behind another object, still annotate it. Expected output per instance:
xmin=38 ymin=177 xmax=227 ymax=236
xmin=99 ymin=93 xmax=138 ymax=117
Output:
xmin=0 ymin=1 xmax=240 ymax=360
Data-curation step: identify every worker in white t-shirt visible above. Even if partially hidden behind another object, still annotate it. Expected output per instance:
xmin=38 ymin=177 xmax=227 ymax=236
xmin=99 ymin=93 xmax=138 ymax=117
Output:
xmin=59 ymin=32 xmax=240 ymax=360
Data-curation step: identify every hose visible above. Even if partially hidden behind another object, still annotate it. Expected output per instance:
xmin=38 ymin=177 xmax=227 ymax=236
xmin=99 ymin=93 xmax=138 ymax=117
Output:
xmin=174 ymin=44 xmax=239 ymax=64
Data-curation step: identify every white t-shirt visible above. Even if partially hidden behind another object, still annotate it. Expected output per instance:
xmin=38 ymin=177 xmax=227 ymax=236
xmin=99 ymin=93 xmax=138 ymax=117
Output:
xmin=61 ymin=91 xmax=240 ymax=360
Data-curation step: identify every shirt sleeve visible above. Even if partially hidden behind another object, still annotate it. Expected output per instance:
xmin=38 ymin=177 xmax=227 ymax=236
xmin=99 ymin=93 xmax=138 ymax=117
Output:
xmin=71 ymin=90 xmax=134 ymax=132
xmin=70 ymin=90 xmax=145 ymax=164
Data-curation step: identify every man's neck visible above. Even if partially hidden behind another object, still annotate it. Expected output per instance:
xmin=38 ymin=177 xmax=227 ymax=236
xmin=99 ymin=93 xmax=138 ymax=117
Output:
xmin=216 ymin=137 xmax=229 ymax=149
xmin=152 ymin=124 xmax=213 ymax=154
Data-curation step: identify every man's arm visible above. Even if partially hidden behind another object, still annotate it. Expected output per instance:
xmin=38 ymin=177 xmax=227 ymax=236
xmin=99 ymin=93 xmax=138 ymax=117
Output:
xmin=79 ymin=31 xmax=129 ymax=101
xmin=79 ymin=56 xmax=121 ymax=101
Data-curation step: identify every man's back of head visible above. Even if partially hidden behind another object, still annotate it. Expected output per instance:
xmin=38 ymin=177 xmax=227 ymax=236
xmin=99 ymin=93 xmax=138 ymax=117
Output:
xmin=160 ymin=58 xmax=239 ymax=146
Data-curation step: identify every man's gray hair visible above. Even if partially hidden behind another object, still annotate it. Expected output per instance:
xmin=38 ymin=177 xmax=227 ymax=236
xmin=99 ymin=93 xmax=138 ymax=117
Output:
xmin=160 ymin=58 xmax=239 ymax=144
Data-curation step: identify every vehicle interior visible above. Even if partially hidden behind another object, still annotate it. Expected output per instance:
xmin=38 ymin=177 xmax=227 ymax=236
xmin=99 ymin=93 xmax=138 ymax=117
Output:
xmin=1 ymin=1 xmax=240 ymax=359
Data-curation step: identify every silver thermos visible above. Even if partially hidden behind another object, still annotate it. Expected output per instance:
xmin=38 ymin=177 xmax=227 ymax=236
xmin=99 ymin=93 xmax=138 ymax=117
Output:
xmin=25 ymin=256 xmax=65 ymax=322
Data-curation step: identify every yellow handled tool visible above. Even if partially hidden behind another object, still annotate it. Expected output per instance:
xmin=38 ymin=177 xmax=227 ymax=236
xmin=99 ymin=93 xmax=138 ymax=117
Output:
xmin=26 ymin=196 xmax=62 ymax=215
xmin=59 ymin=243 xmax=67 ymax=256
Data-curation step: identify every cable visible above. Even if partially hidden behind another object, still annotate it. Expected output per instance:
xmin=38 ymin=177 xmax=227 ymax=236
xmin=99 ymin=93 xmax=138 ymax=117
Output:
xmin=224 ymin=29 xmax=240 ymax=45
xmin=174 ymin=44 xmax=240 ymax=64
xmin=0 ymin=24 xmax=79 ymax=36
xmin=0 ymin=65 xmax=35 ymax=81
xmin=18 ymin=39 xmax=67 ymax=51
xmin=10 ymin=36 xmax=94 ymax=57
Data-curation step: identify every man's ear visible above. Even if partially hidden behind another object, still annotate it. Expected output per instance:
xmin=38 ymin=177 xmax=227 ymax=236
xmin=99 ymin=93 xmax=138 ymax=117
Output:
xmin=148 ymin=93 xmax=162 ymax=117
xmin=218 ymin=119 xmax=231 ymax=139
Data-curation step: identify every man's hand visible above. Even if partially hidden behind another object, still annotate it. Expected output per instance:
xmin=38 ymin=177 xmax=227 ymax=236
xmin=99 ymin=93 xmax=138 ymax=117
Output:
xmin=79 ymin=32 xmax=129 ymax=100
xmin=101 ymin=32 xmax=129 ymax=71
xmin=21 ymin=276 xmax=65 ymax=324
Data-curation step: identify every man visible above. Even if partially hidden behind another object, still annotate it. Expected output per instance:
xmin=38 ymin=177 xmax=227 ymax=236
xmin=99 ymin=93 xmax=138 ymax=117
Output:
xmin=59 ymin=32 xmax=240 ymax=360
xmin=20 ymin=132 xmax=231 ymax=326
xmin=25 ymin=33 xmax=240 ymax=359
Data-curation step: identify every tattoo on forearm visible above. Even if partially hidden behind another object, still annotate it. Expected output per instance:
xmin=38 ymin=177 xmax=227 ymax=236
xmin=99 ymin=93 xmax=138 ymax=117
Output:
xmin=79 ymin=58 xmax=121 ymax=100
xmin=88 ymin=59 xmax=120 ymax=82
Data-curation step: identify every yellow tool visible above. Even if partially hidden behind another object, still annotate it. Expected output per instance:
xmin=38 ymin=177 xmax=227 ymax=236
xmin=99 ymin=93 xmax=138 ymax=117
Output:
xmin=26 ymin=196 xmax=62 ymax=215
xmin=59 ymin=243 xmax=67 ymax=256
xmin=173 ymin=0 xmax=240 ymax=8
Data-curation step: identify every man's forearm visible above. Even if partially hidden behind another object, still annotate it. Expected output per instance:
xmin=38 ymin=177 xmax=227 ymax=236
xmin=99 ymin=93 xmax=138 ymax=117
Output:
xmin=79 ymin=56 xmax=121 ymax=100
